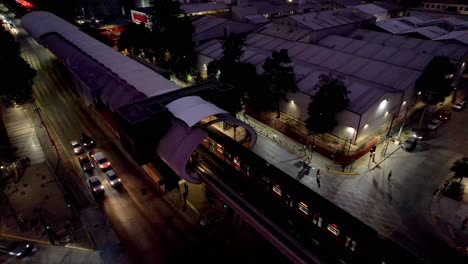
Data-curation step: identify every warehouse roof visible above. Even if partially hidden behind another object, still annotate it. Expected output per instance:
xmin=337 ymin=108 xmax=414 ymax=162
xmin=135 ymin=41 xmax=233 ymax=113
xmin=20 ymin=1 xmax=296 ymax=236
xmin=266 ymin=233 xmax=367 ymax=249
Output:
xmin=197 ymin=33 xmax=418 ymax=114
xmin=348 ymin=29 xmax=468 ymax=61
xmin=318 ymin=35 xmax=433 ymax=71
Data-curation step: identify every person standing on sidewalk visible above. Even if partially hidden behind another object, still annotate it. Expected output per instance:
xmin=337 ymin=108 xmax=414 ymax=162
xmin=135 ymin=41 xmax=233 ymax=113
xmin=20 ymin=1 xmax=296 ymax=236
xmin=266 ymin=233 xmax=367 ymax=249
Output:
xmin=316 ymin=174 xmax=321 ymax=188
xmin=387 ymin=170 xmax=392 ymax=181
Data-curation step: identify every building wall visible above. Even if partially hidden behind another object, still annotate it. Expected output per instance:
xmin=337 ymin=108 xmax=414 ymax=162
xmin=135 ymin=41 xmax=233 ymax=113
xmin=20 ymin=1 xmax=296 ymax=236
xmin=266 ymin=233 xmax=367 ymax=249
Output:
xmin=420 ymin=2 xmax=468 ymax=15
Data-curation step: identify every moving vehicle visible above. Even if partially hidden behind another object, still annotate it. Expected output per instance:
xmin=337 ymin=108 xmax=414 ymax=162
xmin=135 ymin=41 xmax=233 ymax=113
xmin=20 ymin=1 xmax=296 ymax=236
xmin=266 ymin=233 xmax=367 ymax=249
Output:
xmin=105 ymin=170 xmax=121 ymax=187
xmin=90 ymin=151 xmax=111 ymax=170
xmin=427 ymin=119 xmax=442 ymax=130
xmin=401 ymin=138 xmax=417 ymax=151
xmin=436 ymin=110 xmax=451 ymax=121
xmin=453 ymin=101 xmax=465 ymax=111
xmin=70 ymin=140 xmax=84 ymax=154
xmin=79 ymin=133 xmax=95 ymax=148
xmin=88 ymin=176 xmax=104 ymax=193
xmin=0 ymin=240 xmax=32 ymax=258
xmin=78 ymin=156 xmax=94 ymax=172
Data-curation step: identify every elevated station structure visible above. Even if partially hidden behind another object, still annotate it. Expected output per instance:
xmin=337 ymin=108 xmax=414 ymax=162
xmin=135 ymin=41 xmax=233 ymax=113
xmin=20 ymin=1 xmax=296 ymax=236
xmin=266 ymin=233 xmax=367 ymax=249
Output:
xmin=21 ymin=11 xmax=257 ymax=184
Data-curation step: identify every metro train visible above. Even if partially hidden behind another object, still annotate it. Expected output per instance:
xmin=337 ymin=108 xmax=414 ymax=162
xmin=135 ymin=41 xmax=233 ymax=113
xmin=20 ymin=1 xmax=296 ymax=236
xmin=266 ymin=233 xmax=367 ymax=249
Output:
xmin=198 ymin=126 xmax=419 ymax=264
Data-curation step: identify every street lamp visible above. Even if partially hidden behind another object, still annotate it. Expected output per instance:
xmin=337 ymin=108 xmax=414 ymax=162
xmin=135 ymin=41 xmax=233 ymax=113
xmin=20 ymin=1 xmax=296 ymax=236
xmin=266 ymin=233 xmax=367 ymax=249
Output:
xmin=346 ymin=127 xmax=356 ymax=157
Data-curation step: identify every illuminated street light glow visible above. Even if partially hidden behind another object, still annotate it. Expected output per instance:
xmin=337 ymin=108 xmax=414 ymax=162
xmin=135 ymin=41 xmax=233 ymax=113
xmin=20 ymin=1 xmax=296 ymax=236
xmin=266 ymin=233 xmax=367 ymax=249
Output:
xmin=363 ymin=124 xmax=368 ymax=129
xmin=402 ymin=101 xmax=406 ymax=105
xmin=378 ymin=99 xmax=387 ymax=111
xmin=418 ymin=91 xmax=422 ymax=95
xmin=291 ymin=100 xmax=294 ymax=104
xmin=347 ymin=127 xmax=355 ymax=134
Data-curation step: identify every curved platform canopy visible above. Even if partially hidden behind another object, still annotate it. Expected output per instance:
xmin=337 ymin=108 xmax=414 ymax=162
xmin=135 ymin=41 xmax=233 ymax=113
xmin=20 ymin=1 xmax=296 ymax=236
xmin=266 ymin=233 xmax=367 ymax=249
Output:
xmin=166 ymin=96 xmax=227 ymax=127
xmin=21 ymin=11 xmax=179 ymax=110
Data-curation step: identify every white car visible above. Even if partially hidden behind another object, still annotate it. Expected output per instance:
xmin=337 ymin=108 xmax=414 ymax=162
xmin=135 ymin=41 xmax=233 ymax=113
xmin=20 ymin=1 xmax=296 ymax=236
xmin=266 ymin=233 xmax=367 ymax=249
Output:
xmin=105 ymin=170 xmax=121 ymax=187
xmin=88 ymin=176 xmax=104 ymax=193
xmin=427 ymin=119 xmax=442 ymax=130
xmin=453 ymin=101 xmax=465 ymax=111
xmin=90 ymin=152 xmax=111 ymax=170
xmin=70 ymin=140 xmax=84 ymax=155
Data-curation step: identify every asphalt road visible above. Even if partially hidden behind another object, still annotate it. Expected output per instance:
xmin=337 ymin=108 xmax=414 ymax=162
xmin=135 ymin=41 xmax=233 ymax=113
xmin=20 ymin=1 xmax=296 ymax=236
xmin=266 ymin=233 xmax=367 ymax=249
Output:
xmin=0 ymin=5 xmax=291 ymax=264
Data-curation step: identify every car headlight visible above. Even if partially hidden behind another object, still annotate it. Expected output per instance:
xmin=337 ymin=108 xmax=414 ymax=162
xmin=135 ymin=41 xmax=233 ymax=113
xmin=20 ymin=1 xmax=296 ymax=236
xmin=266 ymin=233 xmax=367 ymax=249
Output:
xmin=93 ymin=188 xmax=97 ymax=191
xmin=26 ymin=244 xmax=30 ymax=248
xmin=118 ymin=179 xmax=121 ymax=182
xmin=16 ymin=252 xmax=22 ymax=256
xmin=100 ymin=186 xmax=104 ymax=189
xmin=9 ymin=252 xmax=15 ymax=256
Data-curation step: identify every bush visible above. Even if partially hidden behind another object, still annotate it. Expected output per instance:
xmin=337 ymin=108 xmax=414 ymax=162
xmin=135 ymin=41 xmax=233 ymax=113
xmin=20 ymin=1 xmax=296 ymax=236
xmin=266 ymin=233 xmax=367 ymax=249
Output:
xmin=444 ymin=182 xmax=462 ymax=201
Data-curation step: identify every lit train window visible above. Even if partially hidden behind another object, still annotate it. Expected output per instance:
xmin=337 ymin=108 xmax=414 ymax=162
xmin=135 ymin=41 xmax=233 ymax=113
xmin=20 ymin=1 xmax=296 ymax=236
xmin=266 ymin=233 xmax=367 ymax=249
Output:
xmin=273 ymin=185 xmax=282 ymax=196
xmin=203 ymin=138 xmax=208 ymax=143
xmin=350 ymin=241 xmax=356 ymax=252
xmin=234 ymin=157 xmax=241 ymax=166
xmin=327 ymin=224 xmax=340 ymax=236
xmin=298 ymin=202 xmax=309 ymax=215
xmin=216 ymin=144 xmax=224 ymax=154
xmin=313 ymin=214 xmax=322 ymax=227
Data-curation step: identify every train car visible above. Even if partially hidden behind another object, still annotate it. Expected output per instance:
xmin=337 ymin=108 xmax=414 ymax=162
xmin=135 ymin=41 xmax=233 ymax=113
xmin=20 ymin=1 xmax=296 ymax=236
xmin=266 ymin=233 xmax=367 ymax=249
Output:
xmin=198 ymin=126 xmax=417 ymax=263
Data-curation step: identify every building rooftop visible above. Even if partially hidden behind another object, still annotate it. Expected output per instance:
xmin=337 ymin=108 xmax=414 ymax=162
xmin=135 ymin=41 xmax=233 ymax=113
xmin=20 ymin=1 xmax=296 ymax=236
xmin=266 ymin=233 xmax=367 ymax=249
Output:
xmin=348 ymin=28 xmax=468 ymax=60
xmin=318 ymin=35 xmax=434 ymax=71
xmin=197 ymin=32 xmax=421 ymax=114
xmin=287 ymin=8 xmax=374 ymax=31
xmin=258 ymin=22 xmax=311 ymax=41
xmin=180 ymin=2 xmax=229 ymax=14
xmin=402 ymin=26 xmax=449 ymax=39
xmin=434 ymin=29 xmax=468 ymax=45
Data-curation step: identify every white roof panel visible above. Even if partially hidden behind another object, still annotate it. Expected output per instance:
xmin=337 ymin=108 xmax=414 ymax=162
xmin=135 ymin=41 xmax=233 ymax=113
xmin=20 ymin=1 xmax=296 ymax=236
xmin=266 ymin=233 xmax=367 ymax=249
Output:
xmin=166 ymin=96 xmax=227 ymax=127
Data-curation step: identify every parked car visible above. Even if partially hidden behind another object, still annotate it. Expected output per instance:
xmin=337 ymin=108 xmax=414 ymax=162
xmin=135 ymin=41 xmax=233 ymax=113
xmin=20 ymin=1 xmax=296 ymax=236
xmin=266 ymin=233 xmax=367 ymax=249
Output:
xmin=90 ymin=151 xmax=111 ymax=170
xmin=401 ymin=138 xmax=417 ymax=151
xmin=79 ymin=133 xmax=95 ymax=148
xmin=105 ymin=170 xmax=121 ymax=187
xmin=88 ymin=176 xmax=104 ymax=193
xmin=78 ymin=156 xmax=94 ymax=172
xmin=453 ymin=101 xmax=465 ymax=111
xmin=436 ymin=110 xmax=451 ymax=121
xmin=427 ymin=119 xmax=442 ymax=130
xmin=0 ymin=240 xmax=32 ymax=258
xmin=70 ymin=140 xmax=84 ymax=155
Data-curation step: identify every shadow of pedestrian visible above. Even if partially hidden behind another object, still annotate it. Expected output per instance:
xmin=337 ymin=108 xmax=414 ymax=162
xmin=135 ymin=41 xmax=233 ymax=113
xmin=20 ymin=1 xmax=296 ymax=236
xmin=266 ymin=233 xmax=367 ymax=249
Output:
xmin=387 ymin=182 xmax=393 ymax=202
xmin=296 ymin=169 xmax=306 ymax=181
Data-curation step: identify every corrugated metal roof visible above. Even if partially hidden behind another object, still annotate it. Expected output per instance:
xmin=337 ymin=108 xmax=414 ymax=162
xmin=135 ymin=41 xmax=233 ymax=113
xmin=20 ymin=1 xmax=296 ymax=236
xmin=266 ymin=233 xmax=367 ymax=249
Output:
xmin=193 ymin=16 xmax=227 ymax=36
xmin=402 ymin=26 xmax=449 ymax=39
xmin=196 ymin=34 xmax=406 ymax=114
xmin=434 ymin=30 xmax=468 ymax=45
xmin=348 ymin=29 xmax=468 ymax=61
xmin=318 ymin=35 xmax=433 ymax=71
xmin=287 ymin=8 xmax=374 ymax=31
xmin=376 ymin=19 xmax=414 ymax=34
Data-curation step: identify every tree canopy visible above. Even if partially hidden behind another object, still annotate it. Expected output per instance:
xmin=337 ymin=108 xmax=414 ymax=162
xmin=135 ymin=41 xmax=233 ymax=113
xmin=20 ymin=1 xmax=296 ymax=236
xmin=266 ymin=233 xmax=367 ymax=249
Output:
xmin=149 ymin=0 xmax=195 ymax=75
xmin=206 ymin=34 xmax=260 ymax=114
xmin=306 ymin=74 xmax=350 ymax=135
xmin=450 ymin=158 xmax=468 ymax=183
xmin=262 ymin=49 xmax=297 ymax=118
xmin=0 ymin=27 xmax=36 ymax=107
xmin=415 ymin=56 xmax=454 ymax=104
xmin=117 ymin=22 xmax=153 ymax=54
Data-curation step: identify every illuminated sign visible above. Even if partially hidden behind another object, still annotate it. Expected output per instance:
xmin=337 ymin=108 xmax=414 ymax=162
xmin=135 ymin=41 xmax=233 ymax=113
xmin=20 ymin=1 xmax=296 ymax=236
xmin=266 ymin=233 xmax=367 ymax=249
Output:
xmin=131 ymin=10 xmax=148 ymax=24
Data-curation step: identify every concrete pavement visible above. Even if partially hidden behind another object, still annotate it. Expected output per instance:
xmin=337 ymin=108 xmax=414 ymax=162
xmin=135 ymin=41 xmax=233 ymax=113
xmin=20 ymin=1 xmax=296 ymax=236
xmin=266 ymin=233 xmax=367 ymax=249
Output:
xmin=237 ymin=110 xmax=467 ymax=261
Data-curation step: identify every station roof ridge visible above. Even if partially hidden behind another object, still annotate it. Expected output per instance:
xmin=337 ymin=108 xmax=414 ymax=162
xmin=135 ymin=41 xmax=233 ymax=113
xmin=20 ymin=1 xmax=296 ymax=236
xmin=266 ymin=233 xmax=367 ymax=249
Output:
xmin=21 ymin=11 xmax=179 ymax=99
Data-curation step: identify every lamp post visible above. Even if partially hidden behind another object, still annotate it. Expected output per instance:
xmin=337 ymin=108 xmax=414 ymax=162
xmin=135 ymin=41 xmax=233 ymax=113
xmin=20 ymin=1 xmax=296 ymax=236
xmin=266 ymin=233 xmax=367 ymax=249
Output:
xmin=346 ymin=127 xmax=356 ymax=157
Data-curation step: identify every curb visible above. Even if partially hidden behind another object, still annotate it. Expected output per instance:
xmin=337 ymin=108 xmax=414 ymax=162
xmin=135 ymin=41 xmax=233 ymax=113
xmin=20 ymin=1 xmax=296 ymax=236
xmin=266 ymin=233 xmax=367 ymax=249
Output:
xmin=0 ymin=233 xmax=96 ymax=251
xmin=325 ymin=168 xmax=360 ymax=176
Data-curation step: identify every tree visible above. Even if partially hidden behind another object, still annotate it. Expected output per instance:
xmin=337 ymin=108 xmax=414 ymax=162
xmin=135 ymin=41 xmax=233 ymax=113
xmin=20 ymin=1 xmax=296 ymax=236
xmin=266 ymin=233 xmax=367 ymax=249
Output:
xmin=306 ymin=74 xmax=350 ymax=136
xmin=450 ymin=158 xmax=468 ymax=183
xmin=207 ymin=34 xmax=261 ymax=115
xmin=117 ymin=22 xmax=152 ymax=54
xmin=149 ymin=0 xmax=195 ymax=76
xmin=262 ymin=49 xmax=297 ymax=118
xmin=415 ymin=56 xmax=454 ymax=105
xmin=415 ymin=56 xmax=454 ymax=131
xmin=0 ymin=27 xmax=36 ymax=107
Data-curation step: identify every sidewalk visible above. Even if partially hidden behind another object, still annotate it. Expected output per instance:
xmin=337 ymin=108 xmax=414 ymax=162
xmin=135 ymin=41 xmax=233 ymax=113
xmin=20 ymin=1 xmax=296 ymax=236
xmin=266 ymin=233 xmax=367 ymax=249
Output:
xmin=431 ymin=178 xmax=468 ymax=255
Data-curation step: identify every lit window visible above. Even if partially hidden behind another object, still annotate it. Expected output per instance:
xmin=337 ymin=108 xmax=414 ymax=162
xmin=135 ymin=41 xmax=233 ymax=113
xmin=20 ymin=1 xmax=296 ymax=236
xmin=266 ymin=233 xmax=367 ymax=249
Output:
xmin=317 ymin=217 xmax=322 ymax=227
xmin=216 ymin=144 xmax=223 ymax=154
xmin=327 ymin=224 xmax=340 ymax=236
xmin=234 ymin=157 xmax=241 ymax=166
xmin=273 ymin=185 xmax=282 ymax=196
xmin=298 ymin=202 xmax=309 ymax=215
xmin=350 ymin=241 xmax=357 ymax=251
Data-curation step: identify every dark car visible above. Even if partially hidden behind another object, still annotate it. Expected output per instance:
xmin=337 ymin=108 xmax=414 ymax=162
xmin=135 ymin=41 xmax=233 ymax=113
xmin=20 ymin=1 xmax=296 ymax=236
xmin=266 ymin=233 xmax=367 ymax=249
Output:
xmin=401 ymin=138 xmax=417 ymax=151
xmin=78 ymin=156 xmax=94 ymax=172
xmin=79 ymin=133 xmax=95 ymax=148
xmin=0 ymin=240 xmax=32 ymax=258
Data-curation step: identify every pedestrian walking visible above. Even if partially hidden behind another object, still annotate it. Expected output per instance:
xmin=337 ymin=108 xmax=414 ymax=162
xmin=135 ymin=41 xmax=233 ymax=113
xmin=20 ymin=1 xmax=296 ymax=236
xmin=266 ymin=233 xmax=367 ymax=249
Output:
xmin=316 ymin=176 xmax=321 ymax=188
xmin=387 ymin=170 xmax=392 ymax=181
xmin=316 ymin=169 xmax=320 ymax=176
